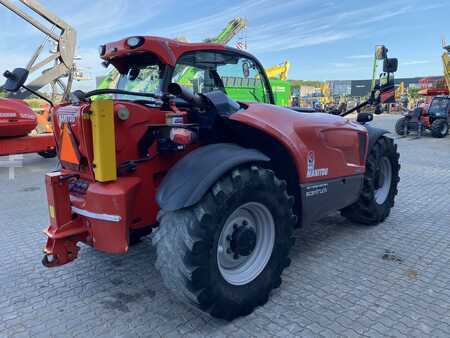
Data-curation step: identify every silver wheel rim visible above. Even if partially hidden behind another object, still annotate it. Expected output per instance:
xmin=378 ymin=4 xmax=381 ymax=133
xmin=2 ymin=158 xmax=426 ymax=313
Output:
xmin=217 ymin=202 xmax=275 ymax=286
xmin=442 ymin=123 xmax=448 ymax=136
xmin=374 ymin=157 xmax=392 ymax=205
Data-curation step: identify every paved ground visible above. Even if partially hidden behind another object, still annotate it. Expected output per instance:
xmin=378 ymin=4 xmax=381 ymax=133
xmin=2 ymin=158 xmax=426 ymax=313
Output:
xmin=1 ymin=115 xmax=450 ymax=338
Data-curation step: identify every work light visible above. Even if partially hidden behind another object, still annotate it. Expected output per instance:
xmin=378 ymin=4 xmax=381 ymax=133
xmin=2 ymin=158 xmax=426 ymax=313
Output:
xmin=126 ymin=37 xmax=144 ymax=49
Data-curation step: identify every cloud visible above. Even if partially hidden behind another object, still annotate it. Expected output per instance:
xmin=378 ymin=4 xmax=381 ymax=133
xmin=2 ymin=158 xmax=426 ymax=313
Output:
xmin=68 ymin=0 xmax=167 ymax=42
xmin=249 ymin=31 xmax=355 ymax=53
xmin=151 ymin=0 xmax=294 ymax=39
xmin=329 ymin=62 xmax=354 ymax=68
xmin=403 ymin=60 xmax=431 ymax=65
xmin=420 ymin=3 xmax=448 ymax=11
xmin=346 ymin=54 xmax=373 ymax=59
xmin=354 ymin=7 xmax=412 ymax=25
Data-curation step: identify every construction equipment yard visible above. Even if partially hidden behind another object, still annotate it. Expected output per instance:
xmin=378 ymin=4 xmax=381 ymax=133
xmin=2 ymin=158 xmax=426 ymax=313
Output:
xmin=1 ymin=115 xmax=449 ymax=337
xmin=1 ymin=0 xmax=450 ymax=336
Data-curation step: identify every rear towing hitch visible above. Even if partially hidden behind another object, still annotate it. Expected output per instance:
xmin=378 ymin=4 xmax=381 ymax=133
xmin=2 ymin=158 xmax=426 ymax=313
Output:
xmin=42 ymin=237 xmax=80 ymax=268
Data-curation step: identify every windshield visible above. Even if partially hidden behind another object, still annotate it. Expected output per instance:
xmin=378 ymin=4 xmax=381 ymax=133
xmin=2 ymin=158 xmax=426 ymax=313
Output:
xmin=115 ymin=64 xmax=164 ymax=100
xmin=172 ymin=51 xmax=270 ymax=104
xmin=428 ymin=98 xmax=450 ymax=115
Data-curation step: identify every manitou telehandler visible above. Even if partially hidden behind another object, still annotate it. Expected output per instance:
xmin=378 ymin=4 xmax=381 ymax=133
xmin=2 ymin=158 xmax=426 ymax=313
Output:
xmin=4 ymin=36 xmax=400 ymax=320
xmin=395 ymin=95 xmax=449 ymax=138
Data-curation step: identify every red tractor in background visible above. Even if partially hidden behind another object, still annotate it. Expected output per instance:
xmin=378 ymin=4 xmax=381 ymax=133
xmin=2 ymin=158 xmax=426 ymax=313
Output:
xmin=395 ymin=95 xmax=449 ymax=138
xmin=0 ymin=96 xmax=56 ymax=158
xmin=4 ymin=36 xmax=400 ymax=320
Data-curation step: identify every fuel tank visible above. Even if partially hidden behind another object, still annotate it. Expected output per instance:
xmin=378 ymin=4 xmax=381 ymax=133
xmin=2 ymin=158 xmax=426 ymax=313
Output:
xmin=0 ymin=98 xmax=37 ymax=138
xmin=230 ymin=103 xmax=368 ymax=183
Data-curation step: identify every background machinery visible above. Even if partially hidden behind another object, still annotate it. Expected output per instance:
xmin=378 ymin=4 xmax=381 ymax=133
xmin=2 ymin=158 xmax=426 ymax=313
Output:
xmin=0 ymin=0 xmax=81 ymax=157
xmin=442 ymin=37 xmax=450 ymax=93
xmin=265 ymin=60 xmax=290 ymax=80
xmin=0 ymin=0 xmax=77 ymax=101
xmin=395 ymin=95 xmax=449 ymax=138
xmin=264 ymin=60 xmax=291 ymax=106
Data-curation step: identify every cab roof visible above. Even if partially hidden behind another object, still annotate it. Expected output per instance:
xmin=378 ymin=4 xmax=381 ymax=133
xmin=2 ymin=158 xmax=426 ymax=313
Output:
xmin=100 ymin=36 xmax=252 ymax=69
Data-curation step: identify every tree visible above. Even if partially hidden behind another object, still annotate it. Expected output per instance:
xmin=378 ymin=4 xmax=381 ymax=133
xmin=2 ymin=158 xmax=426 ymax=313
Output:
xmin=407 ymin=87 xmax=420 ymax=100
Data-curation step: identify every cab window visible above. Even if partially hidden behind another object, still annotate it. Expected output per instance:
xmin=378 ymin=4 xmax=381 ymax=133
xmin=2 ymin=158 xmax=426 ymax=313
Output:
xmin=172 ymin=51 xmax=270 ymax=104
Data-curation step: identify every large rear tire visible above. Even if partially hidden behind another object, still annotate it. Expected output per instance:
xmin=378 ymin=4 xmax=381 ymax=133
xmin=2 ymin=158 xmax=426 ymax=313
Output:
xmin=153 ymin=165 xmax=296 ymax=320
xmin=395 ymin=117 xmax=406 ymax=135
xmin=341 ymin=136 xmax=400 ymax=225
xmin=431 ymin=119 xmax=449 ymax=138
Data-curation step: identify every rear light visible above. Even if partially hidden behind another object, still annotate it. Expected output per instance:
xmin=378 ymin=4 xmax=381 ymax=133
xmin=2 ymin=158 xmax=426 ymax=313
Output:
xmin=170 ymin=128 xmax=197 ymax=145
xmin=117 ymin=106 xmax=130 ymax=121
xmin=126 ymin=36 xmax=144 ymax=49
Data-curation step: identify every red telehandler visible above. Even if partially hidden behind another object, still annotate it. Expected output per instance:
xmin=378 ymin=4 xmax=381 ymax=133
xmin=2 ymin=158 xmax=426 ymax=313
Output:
xmin=4 ymin=36 xmax=400 ymax=320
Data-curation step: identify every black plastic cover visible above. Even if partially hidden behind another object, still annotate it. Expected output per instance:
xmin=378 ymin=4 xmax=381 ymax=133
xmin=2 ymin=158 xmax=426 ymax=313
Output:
xmin=3 ymin=68 xmax=29 ymax=92
xmin=365 ymin=124 xmax=389 ymax=150
xmin=202 ymin=90 xmax=241 ymax=116
xmin=156 ymin=143 xmax=269 ymax=211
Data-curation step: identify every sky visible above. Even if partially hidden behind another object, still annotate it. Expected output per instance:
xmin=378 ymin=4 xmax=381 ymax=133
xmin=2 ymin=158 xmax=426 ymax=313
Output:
xmin=0 ymin=0 xmax=448 ymax=90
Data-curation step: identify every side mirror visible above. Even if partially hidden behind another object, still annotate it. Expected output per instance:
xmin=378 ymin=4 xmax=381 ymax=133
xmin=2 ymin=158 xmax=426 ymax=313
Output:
xmin=3 ymin=68 xmax=29 ymax=92
xmin=383 ymin=58 xmax=398 ymax=73
xmin=375 ymin=45 xmax=388 ymax=60
xmin=242 ymin=62 xmax=250 ymax=78
xmin=357 ymin=112 xmax=373 ymax=124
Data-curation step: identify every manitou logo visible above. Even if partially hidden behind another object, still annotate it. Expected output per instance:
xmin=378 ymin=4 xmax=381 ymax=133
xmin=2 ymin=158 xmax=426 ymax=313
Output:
xmin=57 ymin=107 xmax=78 ymax=124
xmin=306 ymin=151 xmax=329 ymax=178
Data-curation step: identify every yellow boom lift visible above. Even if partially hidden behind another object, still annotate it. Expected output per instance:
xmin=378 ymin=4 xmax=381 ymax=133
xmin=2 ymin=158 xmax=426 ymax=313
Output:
xmin=265 ymin=61 xmax=290 ymax=80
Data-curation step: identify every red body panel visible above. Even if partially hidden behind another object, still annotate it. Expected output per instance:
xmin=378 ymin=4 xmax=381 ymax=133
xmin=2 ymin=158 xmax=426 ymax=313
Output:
xmin=231 ymin=104 xmax=368 ymax=183
xmin=0 ymin=98 xmax=37 ymax=137
xmin=102 ymin=36 xmax=227 ymax=69
xmin=0 ymin=134 xmax=55 ymax=156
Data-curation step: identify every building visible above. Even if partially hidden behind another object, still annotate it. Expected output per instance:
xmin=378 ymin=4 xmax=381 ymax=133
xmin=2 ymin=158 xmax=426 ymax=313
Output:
xmin=327 ymin=76 xmax=443 ymax=97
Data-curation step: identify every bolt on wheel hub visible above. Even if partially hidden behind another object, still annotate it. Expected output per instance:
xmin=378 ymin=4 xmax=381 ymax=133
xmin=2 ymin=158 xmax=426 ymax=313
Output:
xmin=229 ymin=224 xmax=257 ymax=257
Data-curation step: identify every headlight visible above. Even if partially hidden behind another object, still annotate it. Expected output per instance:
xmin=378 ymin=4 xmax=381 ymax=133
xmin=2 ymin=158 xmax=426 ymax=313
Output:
xmin=126 ymin=37 xmax=144 ymax=49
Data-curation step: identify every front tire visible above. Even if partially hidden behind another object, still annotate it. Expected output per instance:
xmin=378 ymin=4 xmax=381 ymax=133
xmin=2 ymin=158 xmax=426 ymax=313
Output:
xmin=395 ymin=117 xmax=406 ymax=135
xmin=341 ymin=136 xmax=400 ymax=225
xmin=153 ymin=166 xmax=296 ymax=320
xmin=431 ymin=119 xmax=449 ymax=138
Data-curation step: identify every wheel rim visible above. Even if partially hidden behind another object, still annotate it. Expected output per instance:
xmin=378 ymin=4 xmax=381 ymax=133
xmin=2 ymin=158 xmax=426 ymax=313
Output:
xmin=374 ymin=157 xmax=392 ymax=205
xmin=441 ymin=123 xmax=448 ymax=136
xmin=217 ymin=202 xmax=275 ymax=286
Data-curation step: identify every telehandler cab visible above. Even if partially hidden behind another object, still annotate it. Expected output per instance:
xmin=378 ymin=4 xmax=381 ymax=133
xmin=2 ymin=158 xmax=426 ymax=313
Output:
xmin=4 ymin=36 xmax=400 ymax=320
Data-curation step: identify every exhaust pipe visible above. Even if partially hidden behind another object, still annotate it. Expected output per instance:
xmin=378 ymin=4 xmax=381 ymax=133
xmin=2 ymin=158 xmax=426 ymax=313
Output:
xmin=168 ymin=83 xmax=204 ymax=106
